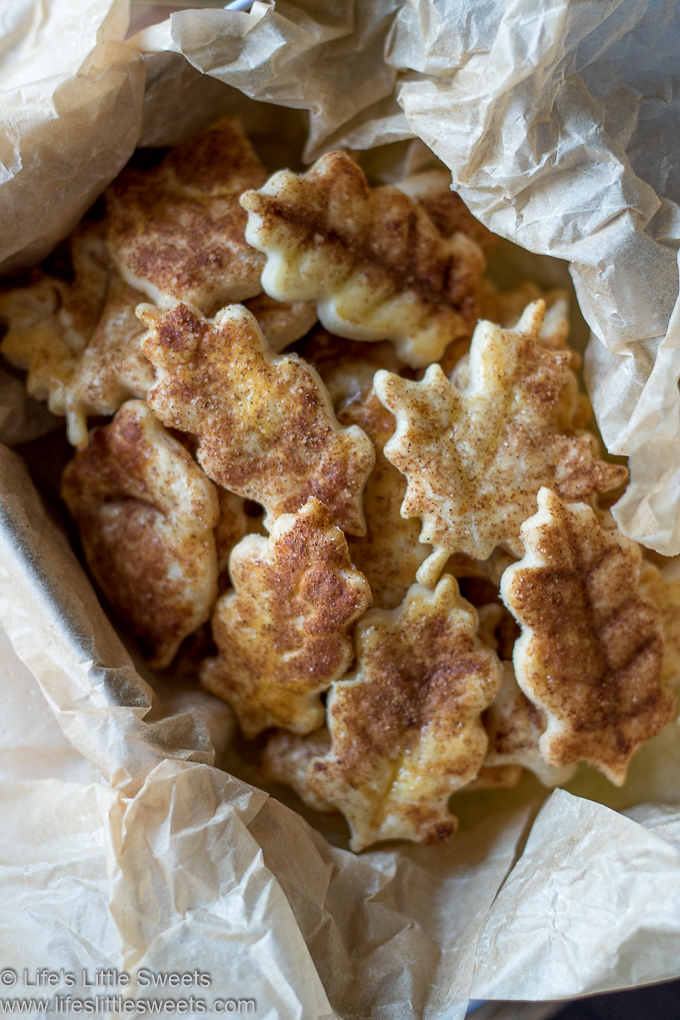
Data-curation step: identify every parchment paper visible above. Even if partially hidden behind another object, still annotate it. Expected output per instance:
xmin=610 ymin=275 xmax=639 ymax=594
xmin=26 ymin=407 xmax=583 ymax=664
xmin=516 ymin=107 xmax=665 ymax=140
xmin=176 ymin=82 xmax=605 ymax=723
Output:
xmin=1 ymin=2 xmax=680 ymax=1017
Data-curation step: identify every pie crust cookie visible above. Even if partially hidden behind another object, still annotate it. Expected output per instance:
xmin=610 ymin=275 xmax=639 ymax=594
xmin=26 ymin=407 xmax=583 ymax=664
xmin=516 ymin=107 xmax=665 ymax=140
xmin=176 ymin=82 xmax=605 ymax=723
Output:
xmin=309 ymin=576 xmax=501 ymax=850
xmin=201 ymin=498 xmax=372 ymax=738
xmin=241 ymin=150 xmax=485 ymax=368
xmin=62 ymin=400 xmax=219 ymax=668
xmin=139 ymin=302 xmax=374 ymax=535
xmin=501 ymin=487 xmax=674 ymax=784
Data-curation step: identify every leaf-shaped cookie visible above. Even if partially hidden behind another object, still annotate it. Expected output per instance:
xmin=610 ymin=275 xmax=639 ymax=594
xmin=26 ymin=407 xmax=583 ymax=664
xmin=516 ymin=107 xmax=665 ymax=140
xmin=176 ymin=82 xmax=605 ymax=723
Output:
xmin=0 ymin=238 xmax=152 ymax=450
xmin=501 ymin=487 xmax=675 ymax=784
xmin=260 ymin=728 xmax=335 ymax=813
xmin=338 ymin=387 xmax=430 ymax=609
xmin=62 ymin=400 xmax=219 ymax=669
xmin=461 ymin=292 xmax=591 ymax=432
xmin=308 ymin=576 xmax=501 ymax=850
xmin=64 ymin=277 xmax=155 ymax=446
xmin=106 ymin=117 xmax=267 ymax=314
xmin=241 ymin=150 xmax=485 ymax=368
xmin=201 ymin=498 xmax=372 ymax=737
xmin=438 ymin=282 xmax=577 ymax=380
xmin=139 ymin=302 xmax=374 ymax=535
xmin=0 ymin=273 xmax=75 ymax=412
xmin=44 ymin=220 xmax=113 ymax=345
xmin=375 ymin=301 xmax=627 ymax=559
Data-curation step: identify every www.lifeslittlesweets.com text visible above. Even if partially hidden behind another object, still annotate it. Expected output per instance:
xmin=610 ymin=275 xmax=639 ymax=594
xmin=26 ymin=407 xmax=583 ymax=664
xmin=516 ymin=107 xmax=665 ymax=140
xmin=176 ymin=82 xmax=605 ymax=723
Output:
xmin=0 ymin=969 xmax=255 ymax=1014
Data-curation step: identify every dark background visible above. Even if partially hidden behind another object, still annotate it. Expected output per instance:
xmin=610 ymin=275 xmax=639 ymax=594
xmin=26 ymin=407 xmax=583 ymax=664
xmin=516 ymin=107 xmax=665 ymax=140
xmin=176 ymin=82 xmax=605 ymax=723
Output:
xmin=554 ymin=979 xmax=680 ymax=1019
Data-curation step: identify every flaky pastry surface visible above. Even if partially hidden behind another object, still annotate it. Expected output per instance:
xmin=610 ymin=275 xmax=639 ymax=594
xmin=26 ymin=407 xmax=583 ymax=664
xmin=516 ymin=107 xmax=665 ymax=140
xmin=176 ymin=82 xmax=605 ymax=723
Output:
xmin=308 ymin=576 xmax=501 ymax=850
xmin=0 ymin=227 xmax=154 ymax=447
xmin=62 ymin=400 xmax=219 ymax=668
xmin=375 ymin=301 xmax=626 ymax=559
xmin=43 ymin=221 xmax=113 ymax=345
xmin=459 ymin=602 xmax=567 ymax=787
xmin=0 ymin=272 xmax=76 ymax=419
xmin=201 ymin=498 xmax=372 ymax=737
xmin=64 ymin=277 xmax=155 ymax=446
xmin=0 ymin=224 xmax=149 ymax=444
xmin=107 ymin=118 xmax=267 ymax=314
xmin=501 ymin=487 xmax=675 ymax=784
xmin=443 ymin=295 xmax=590 ymax=431
xmin=241 ymin=151 xmax=485 ymax=368
xmin=140 ymin=302 xmax=374 ymax=535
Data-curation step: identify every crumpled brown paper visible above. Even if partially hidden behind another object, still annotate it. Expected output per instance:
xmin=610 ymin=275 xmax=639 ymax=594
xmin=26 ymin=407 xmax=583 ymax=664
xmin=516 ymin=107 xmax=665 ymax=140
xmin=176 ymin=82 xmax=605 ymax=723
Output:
xmin=1 ymin=1 xmax=680 ymax=1017
xmin=0 ymin=0 xmax=146 ymax=272
xmin=471 ymin=790 xmax=680 ymax=1000
xmin=0 ymin=763 xmax=531 ymax=1019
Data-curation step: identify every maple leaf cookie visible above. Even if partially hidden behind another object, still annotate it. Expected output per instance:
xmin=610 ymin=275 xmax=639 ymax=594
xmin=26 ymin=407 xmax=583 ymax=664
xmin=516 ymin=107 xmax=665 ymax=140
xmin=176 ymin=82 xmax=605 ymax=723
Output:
xmin=374 ymin=301 xmax=626 ymax=560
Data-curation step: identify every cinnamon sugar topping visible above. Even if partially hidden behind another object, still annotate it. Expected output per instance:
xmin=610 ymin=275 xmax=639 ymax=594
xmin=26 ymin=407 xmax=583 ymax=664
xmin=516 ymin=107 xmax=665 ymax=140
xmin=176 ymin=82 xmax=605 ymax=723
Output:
xmin=201 ymin=498 xmax=371 ymax=737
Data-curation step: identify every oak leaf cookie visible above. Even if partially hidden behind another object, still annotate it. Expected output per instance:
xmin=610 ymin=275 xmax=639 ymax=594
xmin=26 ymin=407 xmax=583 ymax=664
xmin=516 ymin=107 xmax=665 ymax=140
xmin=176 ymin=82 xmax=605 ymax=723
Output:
xmin=309 ymin=576 xmax=501 ymax=851
xmin=473 ymin=602 xmax=569 ymax=787
xmin=201 ymin=498 xmax=372 ymax=737
xmin=64 ymin=277 xmax=155 ymax=446
xmin=214 ymin=488 xmax=248 ymax=583
xmin=0 ymin=271 xmax=77 ymax=425
xmin=38 ymin=221 xmax=113 ymax=344
xmin=106 ymin=117 xmax=267 ymax=314
xmin=374 ymin=301 xmax=626 ymax=560
xmin=482 ymin=655 xmax=577 ymax=788
xmin=139 ymin=302 xmax=374 ymax=535
xmin=241 ymin=150 xmax=485 ymax=368
xmin=500 ymin=487 xmax=675 ymax=784
xmin=62 ymin=400 xmax=219 ymax=669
